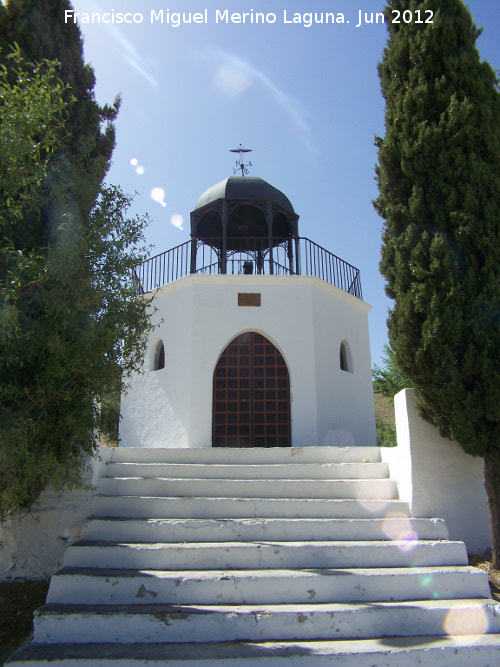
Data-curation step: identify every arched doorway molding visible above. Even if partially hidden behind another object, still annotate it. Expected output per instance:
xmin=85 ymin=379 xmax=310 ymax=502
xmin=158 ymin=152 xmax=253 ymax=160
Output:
xmin=212 ymin=330 xmax=292 ymax=448
xmin=212 ymin=328 xmax=291 ymax=377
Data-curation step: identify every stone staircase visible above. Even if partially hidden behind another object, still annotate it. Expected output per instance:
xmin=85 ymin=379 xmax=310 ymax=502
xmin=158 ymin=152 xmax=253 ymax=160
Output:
xmin=8 ymin=446 xmax=500 ymax=665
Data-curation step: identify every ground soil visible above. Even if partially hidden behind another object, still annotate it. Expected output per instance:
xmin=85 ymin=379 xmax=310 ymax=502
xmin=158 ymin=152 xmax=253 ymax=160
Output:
xmin=469 ymin=551 xmax=500 ymax=601
xmin=0 ymin=579 xmax=49 ymax=665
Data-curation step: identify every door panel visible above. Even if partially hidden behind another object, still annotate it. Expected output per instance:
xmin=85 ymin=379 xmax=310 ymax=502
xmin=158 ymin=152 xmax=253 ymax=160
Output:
xmin=213 ymin=332 xmax=291 ymax=447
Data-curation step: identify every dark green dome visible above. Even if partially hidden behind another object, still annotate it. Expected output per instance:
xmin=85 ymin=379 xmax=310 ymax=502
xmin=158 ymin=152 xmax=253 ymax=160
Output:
xmin=195 ymin=176 xmax=294 ymax=214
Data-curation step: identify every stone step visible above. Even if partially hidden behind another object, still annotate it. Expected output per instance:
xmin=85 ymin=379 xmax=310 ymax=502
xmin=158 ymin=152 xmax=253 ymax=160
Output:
xmin=9 ymin=635 xmax=500 ymax=666
xmin=89 ymin=495 xmax=411 ymax=520
xmin=63 ymin=540 xmax=468 ymax=572
xmin=80 ymin=516 xmax=449 ymax=544
xmin=47 ymin=566 xmax=491 ymax=606
xmin=9 ymin=444 xmax=498 ymax=667
xmin=103 ymin=461 xmax=389 ymax=481
xmin=97 ymin=477 xmax=398 ymax=500
xmin=109 ymin=446 xmax=382 ymax=465
xmin=33 ymin=599 xmax=500 ymax=645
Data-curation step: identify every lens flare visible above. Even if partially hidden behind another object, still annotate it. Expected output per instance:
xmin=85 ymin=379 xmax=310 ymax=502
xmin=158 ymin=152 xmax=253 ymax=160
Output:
xmin=444 ymin=604 xmax=489 ymax=638
xmin=214 ymin=65 xmax=252 ymax=98
xmin=356 ymin=498 xmax=389 ymax=514
xmin=171 ymin=214 xmax=184 ymax=230
xmin=129 ymin=157 xmax=145 ymax=175
xmin=208 ymin=50 xmax=317 ymax=159
xmin=419 ymin=575 xmax=433 ymax=587
xmin=151 ymin=187 xmax=167 ymax=207
xmin=398 ymin=535 xmax=419 ymax=552
xmin=382 ymin=512 xmax=419 ymax=551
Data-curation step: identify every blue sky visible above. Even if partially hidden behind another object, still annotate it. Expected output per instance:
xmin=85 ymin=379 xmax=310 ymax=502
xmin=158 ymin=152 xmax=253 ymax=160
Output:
xmin=70 ymin=0 xmax=500 ymax=366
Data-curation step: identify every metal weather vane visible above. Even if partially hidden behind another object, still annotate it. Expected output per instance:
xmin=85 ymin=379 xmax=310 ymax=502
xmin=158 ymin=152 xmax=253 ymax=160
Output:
xmin=230 ymin=144 xmax=252 ymax=176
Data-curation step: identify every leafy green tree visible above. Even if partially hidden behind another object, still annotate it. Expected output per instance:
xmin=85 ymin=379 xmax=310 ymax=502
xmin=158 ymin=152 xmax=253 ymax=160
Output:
xmin=0 ymin=3 xmax=154 ymax=518
xmin=374 ymin=0 xmax=500 ymax=565
xmin=372 ymin=344 xmax=409 ymax=447
xmin=0 ymin=49 xmax=70 ymax=222
xmin=1 ymin=168 xmax=153 ymax=515
xmin=375 ymin=418 xmax=398 ymax=448
xmin=372 ymin=344 xmax=411 ymax=398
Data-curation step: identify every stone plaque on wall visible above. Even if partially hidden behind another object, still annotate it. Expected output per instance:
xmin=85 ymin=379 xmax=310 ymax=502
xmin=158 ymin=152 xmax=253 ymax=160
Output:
xmin=238 ymin=293 xmax=261 ymax=307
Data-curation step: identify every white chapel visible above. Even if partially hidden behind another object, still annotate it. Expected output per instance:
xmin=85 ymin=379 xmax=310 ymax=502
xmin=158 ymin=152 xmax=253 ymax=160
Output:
xmin=119 ymin=168 xmax=377 ymax=449
xmin=10 ymin=159 xmax=499 ymax=666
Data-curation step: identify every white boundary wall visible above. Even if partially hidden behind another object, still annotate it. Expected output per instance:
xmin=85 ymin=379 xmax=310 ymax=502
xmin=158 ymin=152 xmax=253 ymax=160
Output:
xmin=119 ymin=274 xmax=377 ymax=449
xmin=381 ymin=388 xmax=490 ymax=554
xmin=0 ymin=446 xmax=112 ymax=580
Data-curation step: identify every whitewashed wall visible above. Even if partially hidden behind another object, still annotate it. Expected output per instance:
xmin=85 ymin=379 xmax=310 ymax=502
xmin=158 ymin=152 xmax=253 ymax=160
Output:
xmin=119 ymin=274 xmax=377 ymax=449
xmin=0 ymin=446 xmax=112 ymax=580
xmin=382 ymin=389 xmax=490 ymax=554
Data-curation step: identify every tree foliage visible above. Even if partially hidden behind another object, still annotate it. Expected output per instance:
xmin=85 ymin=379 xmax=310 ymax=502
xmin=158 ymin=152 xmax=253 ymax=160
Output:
xmin=0 ymin=2 xmax=154 ymax=519
xmin=375 ymin=417 xmax=398 ymax=448
xmin=0 ymin=0 xmax=119 ymax=248
xmin=375 ymin=0 xmax=500 ymax=563
xmin=375 ymin=0 xmax=500 ymax=456
xmin=372 ymin=344 xmax=411 ymax=398
xmin=0 ymin=48 xmax=71 ymax=222
xmin=1 ymin=183 xmax=153 ymax=515
xmin=372 ymin=345 xmax=406 ymax=447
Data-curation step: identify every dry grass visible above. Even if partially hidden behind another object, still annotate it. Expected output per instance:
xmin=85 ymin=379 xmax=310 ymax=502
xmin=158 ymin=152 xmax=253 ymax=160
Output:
xmin=469 ymin=551 xmax=500 ymax=602
xmin=374 ymin=393 xmax=396 ymax=424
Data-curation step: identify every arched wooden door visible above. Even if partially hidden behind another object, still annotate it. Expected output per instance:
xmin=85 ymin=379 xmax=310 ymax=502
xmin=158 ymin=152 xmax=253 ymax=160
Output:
xmin=213 ymin=332 xmax=291 ymax=447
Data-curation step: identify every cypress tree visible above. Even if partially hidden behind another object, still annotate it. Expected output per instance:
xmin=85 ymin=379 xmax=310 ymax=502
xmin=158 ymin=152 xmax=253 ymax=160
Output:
xmin=374 ymin=0 xmax=500 ymax=564
xmin=0 ymin=0 xmax=119 ymax=248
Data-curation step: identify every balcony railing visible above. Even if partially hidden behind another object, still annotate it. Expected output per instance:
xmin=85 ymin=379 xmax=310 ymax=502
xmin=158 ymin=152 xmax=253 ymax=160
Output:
xmin=134 ymin=237 xmax=362 ymax=300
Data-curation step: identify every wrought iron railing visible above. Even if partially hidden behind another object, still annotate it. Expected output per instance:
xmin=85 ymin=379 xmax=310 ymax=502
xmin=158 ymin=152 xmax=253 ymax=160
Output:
xmin=134 ymin=237 xmax=362 ymax=300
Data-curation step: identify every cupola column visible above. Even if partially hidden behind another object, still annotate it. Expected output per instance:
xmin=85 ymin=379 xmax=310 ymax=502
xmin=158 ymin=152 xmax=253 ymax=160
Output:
xmin=294 ymin=237 xmax=301 ymax=274
xmin=190 ymin=234 xmax=197 ymax=274
xmin=293 ymin=218 xmax=301 ymax=274
xmin=266 ymin=201 xmax=274 ymax=275
xmin=221 ymin=199 xmax=228 ymax=275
